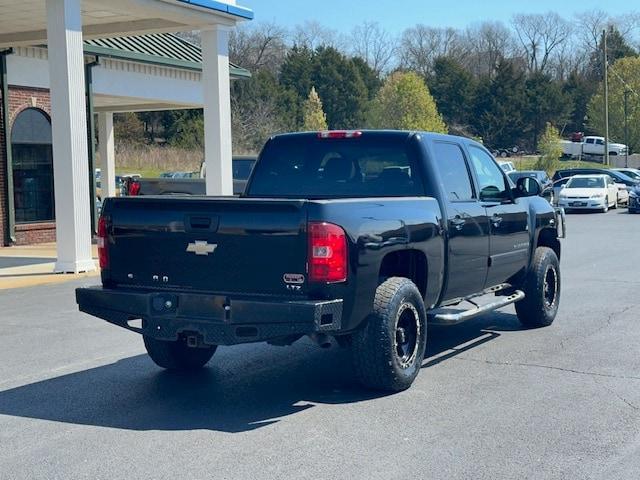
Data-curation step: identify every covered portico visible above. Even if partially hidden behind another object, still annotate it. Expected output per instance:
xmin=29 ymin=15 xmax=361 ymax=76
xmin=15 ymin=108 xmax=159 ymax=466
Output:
xmin=0 ymin=0 xmax=252 ymax=273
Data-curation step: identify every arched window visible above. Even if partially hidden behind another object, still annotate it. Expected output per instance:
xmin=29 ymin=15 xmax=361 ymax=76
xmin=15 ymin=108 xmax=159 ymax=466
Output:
xmin=11 ymin=108 xmax=54 ymax=223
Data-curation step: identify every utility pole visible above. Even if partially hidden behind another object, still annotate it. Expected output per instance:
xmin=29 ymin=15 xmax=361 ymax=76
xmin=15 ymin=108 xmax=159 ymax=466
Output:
xmin=603 ymin=29 xmax=610 ymax=167
xmin=624 ymin=89 xmax=629 ymax=168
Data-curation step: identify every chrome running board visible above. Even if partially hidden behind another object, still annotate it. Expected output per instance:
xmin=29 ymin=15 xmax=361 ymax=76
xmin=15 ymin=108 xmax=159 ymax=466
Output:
xmin=428 ymin=290 xmax=525 ymax=325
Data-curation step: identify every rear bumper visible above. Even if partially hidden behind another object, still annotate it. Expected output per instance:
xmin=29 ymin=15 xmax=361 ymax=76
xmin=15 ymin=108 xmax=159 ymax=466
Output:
xmin=76 ymin=286 xmax=343 ymax=346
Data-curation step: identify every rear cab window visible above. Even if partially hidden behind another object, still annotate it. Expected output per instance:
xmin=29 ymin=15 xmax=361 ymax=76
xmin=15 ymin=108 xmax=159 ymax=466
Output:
xmin=246 ymin=134 xmax=425 ymax=198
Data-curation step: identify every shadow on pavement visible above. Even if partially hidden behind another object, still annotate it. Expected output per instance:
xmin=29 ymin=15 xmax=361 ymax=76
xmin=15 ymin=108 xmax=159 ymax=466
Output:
xmin=0 ymin=312 xmax=522 ymax=433
xmin=0 ymin=257 xmax=53 ymax=269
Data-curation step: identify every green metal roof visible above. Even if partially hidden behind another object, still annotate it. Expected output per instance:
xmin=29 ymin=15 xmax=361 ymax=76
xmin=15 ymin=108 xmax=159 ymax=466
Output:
xmin=83 ymin=33 xmax=250 ymax=79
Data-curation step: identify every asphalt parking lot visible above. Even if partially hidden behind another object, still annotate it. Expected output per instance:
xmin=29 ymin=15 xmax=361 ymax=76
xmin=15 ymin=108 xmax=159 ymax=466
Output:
xmin=1 ymin=210 xmax=639 ymax=480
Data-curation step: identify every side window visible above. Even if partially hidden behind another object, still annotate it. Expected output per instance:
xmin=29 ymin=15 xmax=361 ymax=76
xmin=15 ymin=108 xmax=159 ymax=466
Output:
xmin=586 ymin=138 xmax=594 ymax=144
xmin=432 ymin=142 xmax=474 ymax=201
xmin=468 ymin=146 xmax=510 ymax=202
xmin=596 ymin=139 xmax=604 ymax=145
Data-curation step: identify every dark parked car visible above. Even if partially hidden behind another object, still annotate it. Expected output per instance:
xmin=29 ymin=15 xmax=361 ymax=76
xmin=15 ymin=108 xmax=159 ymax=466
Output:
xmin=508 ymin=170 xmax=553 ymax=203
xmin=126 ymin=156 xmax=257 ymax=196
xmin=77 ymin=131 xmax=565 ymax=392
xmin=508 ymin=170 xmax=552 ymax=191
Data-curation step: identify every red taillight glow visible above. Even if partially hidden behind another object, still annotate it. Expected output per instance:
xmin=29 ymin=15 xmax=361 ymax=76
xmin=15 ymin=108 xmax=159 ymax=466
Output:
xmin=97 ymin=216 xmax=109 ymax=269
xmin=308 ymin=222 xmax=347 ymax=283
xmin=128 ymin=180 xmax=141 ymax=196
xmin=317 ymin=130 xmax=362 ymax=139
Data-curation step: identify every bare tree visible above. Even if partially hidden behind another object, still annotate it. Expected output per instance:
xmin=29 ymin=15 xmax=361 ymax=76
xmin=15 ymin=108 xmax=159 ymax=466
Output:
xmin=349 ymin=21 xmax=397 ymax=74
xmin=512 ymin=12 xmax=573 ymax=74
xmin=575 ymin=10 xmax=610 ymax=54
xmin=291 ymin=20 xmax=345 ymax=50
xmin=229 ymin=22 xmax=289 ymax=75
xmin=399 ymin=25 xmax=462 ymax=77
xmin=461 ymin=21 xmax=516 ymax=77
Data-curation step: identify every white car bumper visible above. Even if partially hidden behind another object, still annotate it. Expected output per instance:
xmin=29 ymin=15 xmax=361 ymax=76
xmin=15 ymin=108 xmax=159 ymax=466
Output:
xmin=558 ymin=199 xmax=606 ymax=209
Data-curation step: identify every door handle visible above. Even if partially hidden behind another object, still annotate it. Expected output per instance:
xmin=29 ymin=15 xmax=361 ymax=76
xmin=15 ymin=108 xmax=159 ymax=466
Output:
xmin=451 ymin=216 xmax=466 ymax=230
xmin=491 ymin=215 xmax=503 ymax=227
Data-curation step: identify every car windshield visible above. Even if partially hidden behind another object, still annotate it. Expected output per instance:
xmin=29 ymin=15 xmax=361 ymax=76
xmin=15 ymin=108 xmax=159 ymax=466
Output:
xmin=620 ymin=170 xmax=640 ymax=180
xmin=567 ymin=177 xmax=604 ymax=188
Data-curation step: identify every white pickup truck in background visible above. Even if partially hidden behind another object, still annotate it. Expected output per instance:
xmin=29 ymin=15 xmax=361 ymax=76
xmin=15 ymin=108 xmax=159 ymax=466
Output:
xmin=561 ymin=136 xmax=628 ymax=159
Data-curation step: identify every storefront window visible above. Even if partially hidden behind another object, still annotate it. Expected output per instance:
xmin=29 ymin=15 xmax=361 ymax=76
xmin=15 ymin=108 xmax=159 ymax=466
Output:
xmin=11 ymin=108 xmax=54 ymax=223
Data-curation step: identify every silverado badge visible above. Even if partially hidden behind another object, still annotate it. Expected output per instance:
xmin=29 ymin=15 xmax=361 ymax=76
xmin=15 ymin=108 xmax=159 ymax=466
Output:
xmin=186 ymin=241 xmax=218 ymax=256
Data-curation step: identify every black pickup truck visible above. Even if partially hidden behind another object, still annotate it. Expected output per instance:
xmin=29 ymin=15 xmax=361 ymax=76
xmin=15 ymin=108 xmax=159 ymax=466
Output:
xmin=77 ymin=130 xmax=566 ymax=392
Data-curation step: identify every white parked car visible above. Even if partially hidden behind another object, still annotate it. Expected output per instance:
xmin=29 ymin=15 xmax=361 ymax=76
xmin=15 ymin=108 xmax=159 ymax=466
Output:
xmin=557 ymin=174 xmax=619 ymax=212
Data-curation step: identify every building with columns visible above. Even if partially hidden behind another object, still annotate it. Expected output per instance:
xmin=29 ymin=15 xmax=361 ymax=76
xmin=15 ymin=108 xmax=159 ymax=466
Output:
xmin=0 ymin=0 xmax=252 ymax=272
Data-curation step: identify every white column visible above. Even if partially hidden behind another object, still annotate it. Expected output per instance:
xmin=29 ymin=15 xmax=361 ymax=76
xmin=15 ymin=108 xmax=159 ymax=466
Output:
xmin=98 ymin=112 xmax=117 ymax=198
xmin=202 ymin=26 xmax=233 ymax=196
xmin=46 ymin=0 xmax=95 ymax=273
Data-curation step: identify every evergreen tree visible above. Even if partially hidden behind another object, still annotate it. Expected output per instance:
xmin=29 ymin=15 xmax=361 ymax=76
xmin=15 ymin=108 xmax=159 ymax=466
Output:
xmin=367 ymin=71 xmax=447 ymax=132
xmin=523 ymin=72 xmax=571 ymax=149
xmin=302 ymin=87 xmax=328 ymax=131
xmin=351 ymin=56 xmax=383 ymax=100
xmin=473 ymin=60 xmax=526 ymax=149
xmin=310 ymin=47 xmax=369 ymax=128
xmin=562 ymin=71 xmax=597 ymax=134
xmin=280 ymin=46 xmax=371 ymax=129
xmin=429 ymin=57 xmax=476 ymax=127
xmin=587 ymin=26 xmax=638 ymax=81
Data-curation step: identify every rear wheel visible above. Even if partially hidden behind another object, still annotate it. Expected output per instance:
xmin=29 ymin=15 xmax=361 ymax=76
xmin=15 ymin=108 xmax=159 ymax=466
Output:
xmin=613 ymin=194 xmax=618 ymax=209
xmin=351 ymin=277 xmax=427 ymax=392
xmin=515 ymin=247 xmax=560 ymax=328
xmin=143 ymin=335 xmax=216 ymax=370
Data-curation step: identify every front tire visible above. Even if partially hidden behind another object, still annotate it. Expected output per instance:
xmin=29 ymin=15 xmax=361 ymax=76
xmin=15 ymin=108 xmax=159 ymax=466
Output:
xmin=601 ymin=198 xmax=609 ymax=213
xmin=515 ymin=247 xmax=560 ymax=328
xmin=351 ymin=277 xmax=427 ymax=392
xmin=143 ymin=335 xmax=216 ymax=370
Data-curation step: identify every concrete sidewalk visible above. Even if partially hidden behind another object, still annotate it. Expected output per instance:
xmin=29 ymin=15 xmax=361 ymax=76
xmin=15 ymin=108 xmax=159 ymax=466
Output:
xmin=0 ymin=243 xmax=99 ymax=290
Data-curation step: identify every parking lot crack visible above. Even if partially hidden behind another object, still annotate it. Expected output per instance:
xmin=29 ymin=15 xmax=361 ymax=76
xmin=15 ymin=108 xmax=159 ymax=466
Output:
xmin=454 ymin=356 xmax=640 ymax=382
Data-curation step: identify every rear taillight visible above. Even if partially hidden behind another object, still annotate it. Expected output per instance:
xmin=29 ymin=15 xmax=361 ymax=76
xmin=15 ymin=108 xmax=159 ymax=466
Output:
xmin=128 ymin=180 xmax=141 ymax=196
xmin=317 ymin=130 xmax=362 ymax=139
xmin=97 ymin=216 xmax=109 ymax=269
xmin=308 ymin=222 xmax=347 ymax=283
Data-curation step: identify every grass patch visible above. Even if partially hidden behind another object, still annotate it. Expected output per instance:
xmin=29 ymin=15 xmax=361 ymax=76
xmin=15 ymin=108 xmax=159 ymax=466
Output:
xmin=97 ymin=145 xmax=202 ymax=179
xmin=509 ymin=156 xmax=608 ymax=175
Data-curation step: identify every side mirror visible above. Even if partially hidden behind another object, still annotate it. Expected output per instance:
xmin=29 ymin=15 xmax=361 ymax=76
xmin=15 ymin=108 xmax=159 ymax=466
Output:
xmin=515 ymin=176 xmax=541 ymax=197
xmin=560 ymin=184 xmax=566 ymax=189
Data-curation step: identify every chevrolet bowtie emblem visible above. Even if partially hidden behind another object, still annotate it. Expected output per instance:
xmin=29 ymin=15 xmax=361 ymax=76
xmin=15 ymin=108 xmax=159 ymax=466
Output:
xmin=186 ymin=241 xmax=218 ymax=256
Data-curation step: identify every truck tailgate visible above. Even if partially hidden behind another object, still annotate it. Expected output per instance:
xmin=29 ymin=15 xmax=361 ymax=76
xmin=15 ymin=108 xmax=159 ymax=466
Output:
xmin=103 ymin=197 xmax=308 ymax=295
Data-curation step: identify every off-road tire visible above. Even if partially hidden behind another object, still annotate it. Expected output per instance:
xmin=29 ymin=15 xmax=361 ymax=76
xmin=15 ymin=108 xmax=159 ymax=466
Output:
xmin=515 ymin=247 xmax=560 ymax=328
xmin=143 ymin=335 xmax=216 ymax=370
xmin=351 ymin=277 xmax=427 ymax=392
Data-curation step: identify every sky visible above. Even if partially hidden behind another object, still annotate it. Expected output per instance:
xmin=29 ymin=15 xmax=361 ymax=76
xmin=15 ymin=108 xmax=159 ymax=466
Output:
xmin=240 ymin=0 xmax=633 ymax=33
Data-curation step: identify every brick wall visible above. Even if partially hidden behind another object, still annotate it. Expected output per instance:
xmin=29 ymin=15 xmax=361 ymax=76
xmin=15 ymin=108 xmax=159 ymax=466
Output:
xmin=1 ymin=86 xmax=55 ymax=246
